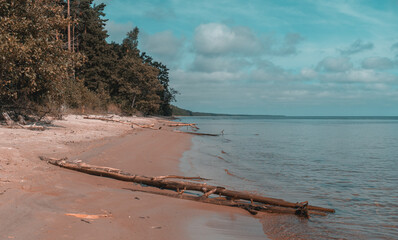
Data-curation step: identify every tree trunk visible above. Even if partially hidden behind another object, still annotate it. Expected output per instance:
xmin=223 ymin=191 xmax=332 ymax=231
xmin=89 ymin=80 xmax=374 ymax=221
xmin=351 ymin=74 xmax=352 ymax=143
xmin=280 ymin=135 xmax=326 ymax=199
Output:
xmin=67 ymin=0 xmax=71 ymax=51
xmin=39 ymin=157 xmax=335 ymax=215
xmin=131 ymin=94 xmax=136 ymax=110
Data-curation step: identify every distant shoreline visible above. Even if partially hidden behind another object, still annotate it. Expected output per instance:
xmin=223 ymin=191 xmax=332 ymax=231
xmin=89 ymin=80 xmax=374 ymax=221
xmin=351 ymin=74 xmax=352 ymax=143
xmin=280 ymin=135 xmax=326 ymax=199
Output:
xmin=171 ymin=105 xmax=398 ymax=119
xmin=175 ymin=114 xmax=398 ymax=120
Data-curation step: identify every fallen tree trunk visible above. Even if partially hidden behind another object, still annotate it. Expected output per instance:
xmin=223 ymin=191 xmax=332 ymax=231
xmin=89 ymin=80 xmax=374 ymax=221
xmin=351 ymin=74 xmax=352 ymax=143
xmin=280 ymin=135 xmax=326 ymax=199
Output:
xmin=1 ymin=112 xmax=45 ymax=131
xmin=19 ymin=124 xmax=46 ymax=131
xmin=83 ymin=116 xmax=132 ymax=126
xmin=39 ymin=157 xmax=335 ymax=216
xmin=83 ymin=116 xmax=155 ymax=129
xmin=2 ymin=112 xmax=15 ymax=126
xmin=124 ymin=188 xmax=327 ymax=216
xmin=168 ymin=123 xmax=199 ymax=130
xmin=175 ymin=130 xmax=220 ymax=137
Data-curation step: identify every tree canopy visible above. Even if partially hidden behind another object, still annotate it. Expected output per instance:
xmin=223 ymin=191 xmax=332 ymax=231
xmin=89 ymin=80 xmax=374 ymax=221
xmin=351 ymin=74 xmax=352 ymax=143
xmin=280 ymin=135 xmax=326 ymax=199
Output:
xmin=0 ymin=0 xmax=177 ymax=117
xmin=0 ymin=0 xmax=79 ymax=115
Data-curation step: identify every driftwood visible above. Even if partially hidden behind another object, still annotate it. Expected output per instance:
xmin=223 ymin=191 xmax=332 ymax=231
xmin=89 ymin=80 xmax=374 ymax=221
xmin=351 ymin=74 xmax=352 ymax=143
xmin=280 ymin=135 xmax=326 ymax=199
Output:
xmin=84 ymin=117 xmax=200 ymax=131
xmin=2 ymin=112 xmax=15 ymax=126
xmin=168 ymin=123 xmax=199 ymax=130
xmin=124 ymin=188 xmax=327 ymax=216
xmin=139 ymin=123 xmax=155 ymax=129
xmin=224 ymin=169 xmax=248 ymax=181
xmin=65 ymin=213 xmax=111 ymax=220
xmin=39 ymin=157 xmax=335 ymax=217
xmin=19 ymin=124 xmax=46 ymax=131
xmin=84 ymin=116 xmax=132 ymax=125
xmin=83 ymin=116 xmax=155 ymax=129
xmin=18 ymin=115 xmax=26 ymax=125
xmin=152 ymin=175 xmax=210 ymax=181
xmin=1 ymin=112 xmax=45 ymax=131
xmin=175 ymin=130 xmax=220 ymax=137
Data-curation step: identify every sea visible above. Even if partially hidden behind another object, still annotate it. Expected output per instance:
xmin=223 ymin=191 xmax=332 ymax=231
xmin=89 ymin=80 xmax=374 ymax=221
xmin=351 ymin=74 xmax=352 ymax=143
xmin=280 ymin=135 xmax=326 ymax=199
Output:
xmin=177 ymin=116 xmax=398 ymax=240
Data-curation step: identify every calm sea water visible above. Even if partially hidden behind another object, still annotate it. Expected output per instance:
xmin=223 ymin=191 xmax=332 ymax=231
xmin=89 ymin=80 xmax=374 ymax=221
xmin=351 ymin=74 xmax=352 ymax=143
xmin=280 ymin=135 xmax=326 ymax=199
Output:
xmin=178 ymin=116 xmax=398 ymax=240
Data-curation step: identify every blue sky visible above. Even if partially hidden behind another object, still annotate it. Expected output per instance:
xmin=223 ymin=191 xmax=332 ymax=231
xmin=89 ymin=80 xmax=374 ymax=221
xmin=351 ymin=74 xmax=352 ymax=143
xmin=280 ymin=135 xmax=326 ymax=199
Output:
xmin=95 ymin=0 xmax=398 ymax=115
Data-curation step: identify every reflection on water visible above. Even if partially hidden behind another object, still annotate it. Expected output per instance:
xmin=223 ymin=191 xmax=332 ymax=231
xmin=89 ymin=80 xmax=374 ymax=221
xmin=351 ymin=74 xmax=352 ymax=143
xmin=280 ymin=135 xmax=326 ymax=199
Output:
xmin=180 ymin=116 xmax=398 ymax=239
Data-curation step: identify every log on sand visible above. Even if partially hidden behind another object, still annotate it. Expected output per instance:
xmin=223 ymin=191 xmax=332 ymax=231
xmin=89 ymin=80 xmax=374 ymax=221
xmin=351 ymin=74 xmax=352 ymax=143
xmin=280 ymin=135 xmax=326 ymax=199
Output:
xmin=83 ymin=116 xmax=155 ymax=129
xmin=84 ymin=117 xmax=200 ymax=131
xmin=84 ymin=116 xmax=132 ymax=126
xmin=20 ymin=124 xmax=46 ymax=131
xmin=39 ymin=157 xmax=335 ymax=217
xmin=2 ymin=112 xmax=15 ymax=126
xmin=1 ymin=112 xmax=45 ymax=131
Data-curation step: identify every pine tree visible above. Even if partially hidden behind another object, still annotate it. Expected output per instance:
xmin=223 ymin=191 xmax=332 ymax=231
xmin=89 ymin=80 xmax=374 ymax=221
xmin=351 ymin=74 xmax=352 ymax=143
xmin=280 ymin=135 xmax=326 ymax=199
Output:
xmin=74 ymin=0 xmax=116 ymax=103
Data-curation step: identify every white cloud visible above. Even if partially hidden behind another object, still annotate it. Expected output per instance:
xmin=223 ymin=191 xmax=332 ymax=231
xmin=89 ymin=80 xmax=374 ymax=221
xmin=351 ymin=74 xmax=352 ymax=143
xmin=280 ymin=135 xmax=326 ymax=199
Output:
xmin=322 ymin=69 xmax=397 ymax=83
xmin=339 ymin=39 xmax=373 ymax=55
xmin=250 ymin=61 xmax=296 ymax=83
xmin=316 ymin=57 xmax=353 ymax=72
xmin=300 ymin=68 xmax=318 ymax=79
xmin=193 ymin=23 xmax=303 ymax=57
xmin=345 ymin=69 xmax=396 ymax=83
xmin=190 ymin=55 xmax=249 ymax=73
xmin=361 ymin=57 xmax=395 ymax=70
xmin=171 ymin=69 xmax=244 ymax=85
xmin=193 ymin=23 xmax=263 ymax=56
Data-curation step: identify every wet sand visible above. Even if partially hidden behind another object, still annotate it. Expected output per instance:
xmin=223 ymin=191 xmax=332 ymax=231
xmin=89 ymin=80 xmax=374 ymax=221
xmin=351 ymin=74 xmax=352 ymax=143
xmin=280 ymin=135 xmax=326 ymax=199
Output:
xmin=0 ymin=115 xmax=267 ymax=239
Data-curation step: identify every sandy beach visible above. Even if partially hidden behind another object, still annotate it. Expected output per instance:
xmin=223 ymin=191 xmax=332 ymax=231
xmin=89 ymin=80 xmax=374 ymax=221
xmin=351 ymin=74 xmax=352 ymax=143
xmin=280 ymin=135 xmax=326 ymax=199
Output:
xmin=0 ymin=115 xmax=266 ymax=240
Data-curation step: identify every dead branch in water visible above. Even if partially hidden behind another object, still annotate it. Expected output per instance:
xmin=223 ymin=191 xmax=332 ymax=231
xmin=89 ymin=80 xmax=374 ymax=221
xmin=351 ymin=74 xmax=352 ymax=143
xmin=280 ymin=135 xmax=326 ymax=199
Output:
xmin=39 ymin=156 xmax=335 ymax=217
xmin=168 ymin=123 xmax=199 ymax=130
xmin=123 ymin=188 xmax=327 ymax=216
xmin=175 ymin=130 xmax=220 ymax=137
xmin=224 ymin=169 xmax=250 ymax=181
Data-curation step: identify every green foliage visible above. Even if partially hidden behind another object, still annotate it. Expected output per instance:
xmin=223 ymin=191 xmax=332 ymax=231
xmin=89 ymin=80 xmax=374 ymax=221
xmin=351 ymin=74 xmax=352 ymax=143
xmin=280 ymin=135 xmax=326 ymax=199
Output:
xmin=111 ymin=29 xmax=163 ymax=115
xmin=142 ymin=53 xmax=178 ymax=116
xmin=0 ymin=0 xmax=80 ymax=115
xmin=0 ymin=0 xmax=178 ymax=117
xmin=74 ymin=0 xmax=115 ymax=103
xmin=171 ymin=105 xmax=194 ymax=116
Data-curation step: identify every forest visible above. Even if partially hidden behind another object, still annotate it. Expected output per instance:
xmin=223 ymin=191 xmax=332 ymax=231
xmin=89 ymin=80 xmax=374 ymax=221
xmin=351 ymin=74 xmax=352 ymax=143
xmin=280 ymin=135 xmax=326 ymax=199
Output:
xmin=0 ymin=0 xmax=177 ymax=120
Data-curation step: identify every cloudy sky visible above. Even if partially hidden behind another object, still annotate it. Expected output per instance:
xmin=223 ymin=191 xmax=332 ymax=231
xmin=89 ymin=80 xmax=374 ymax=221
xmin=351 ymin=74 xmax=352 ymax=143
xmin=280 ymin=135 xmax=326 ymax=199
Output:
xmin=95 ymin=0 xmax=398 ymax=115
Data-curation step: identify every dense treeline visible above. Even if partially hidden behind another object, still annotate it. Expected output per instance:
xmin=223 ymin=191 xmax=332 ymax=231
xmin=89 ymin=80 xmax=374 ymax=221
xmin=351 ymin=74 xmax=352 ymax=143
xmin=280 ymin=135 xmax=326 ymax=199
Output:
xmin=0 ymin=0 xmax=176 ymax=118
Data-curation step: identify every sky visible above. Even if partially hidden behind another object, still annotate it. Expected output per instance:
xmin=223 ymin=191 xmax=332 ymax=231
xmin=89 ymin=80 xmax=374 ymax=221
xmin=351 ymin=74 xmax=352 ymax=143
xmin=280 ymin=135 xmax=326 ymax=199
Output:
xmin=95 ymin=0 xmax=398 ymax=116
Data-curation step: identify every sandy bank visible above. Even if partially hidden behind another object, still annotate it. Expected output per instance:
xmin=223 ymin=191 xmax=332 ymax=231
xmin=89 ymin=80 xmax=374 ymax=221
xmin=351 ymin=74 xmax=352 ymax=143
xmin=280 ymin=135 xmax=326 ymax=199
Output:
xmin=0 ymin=115 xmax=266 ymax=239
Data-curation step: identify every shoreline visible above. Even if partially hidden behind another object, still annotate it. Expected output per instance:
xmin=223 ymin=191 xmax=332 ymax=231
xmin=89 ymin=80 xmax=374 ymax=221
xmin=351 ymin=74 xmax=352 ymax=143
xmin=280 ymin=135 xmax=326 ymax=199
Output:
xmin=0 ymin=114 xmax=267 ymax=239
